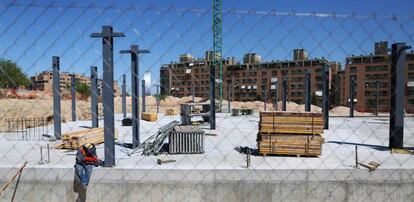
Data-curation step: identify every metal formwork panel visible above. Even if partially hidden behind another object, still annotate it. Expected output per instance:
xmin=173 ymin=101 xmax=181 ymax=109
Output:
xmin=169 ymin=126 xmax=205 ymax=154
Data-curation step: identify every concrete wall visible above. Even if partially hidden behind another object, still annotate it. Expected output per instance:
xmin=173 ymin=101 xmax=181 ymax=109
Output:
xmin=1 ymin=168 xmax=413 ymax=202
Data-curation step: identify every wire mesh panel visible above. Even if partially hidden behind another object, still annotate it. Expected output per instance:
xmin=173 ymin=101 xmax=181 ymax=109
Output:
xmin=0 ymin=0 xmax=414 ymax=201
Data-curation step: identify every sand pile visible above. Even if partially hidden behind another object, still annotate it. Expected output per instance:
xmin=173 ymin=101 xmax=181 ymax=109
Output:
xmin=329 ymin=106 xmax=371 ymax=116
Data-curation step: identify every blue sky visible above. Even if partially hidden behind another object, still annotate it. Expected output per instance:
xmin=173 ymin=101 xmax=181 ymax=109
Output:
xmin=0 ymin=0 xmax=413 ymax=93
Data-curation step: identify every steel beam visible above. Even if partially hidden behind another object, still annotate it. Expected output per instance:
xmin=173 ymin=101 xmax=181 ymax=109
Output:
xmin=375 ymin=80 xmax=379 ymax=116
xmin=120 ymin=45 xmax=149 ymax=148
xmin=90 ymin=66 xmax=98 ymax=128
xmin=282 ymin=77 xmax=287 ymax=111
xmin=52 ymin=56 xmax=61 ymax=139
xmin=71 ymin=75 xmax=76 ymax=122
xmin=305 ymin=70 xmax=311 ymax=112
xmin=322 ymin=65 xmax=329 ymax=129
xmin=210 ymin=63 xmax=216 ymax=129
xmin=122 ymin=74 xmax=126 ymax=119
xmin=389 ymin=43 xmax=411 ymax=149
xmin=156 ymin=84 xmax=160 ymax=114
xmin=228 ymin=82 xmax=231 ymax=113
xmin=350 ymin=76 xmax=355 ymax=118
xmin=90 ymin=25 xmax=125 ymax=167
xmin=142 ymin=80 xmax=146 ymax=113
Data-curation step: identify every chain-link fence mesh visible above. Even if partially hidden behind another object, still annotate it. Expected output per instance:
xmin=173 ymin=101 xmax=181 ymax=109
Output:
xmin=0 ymin=1 xmax=414 ymax=201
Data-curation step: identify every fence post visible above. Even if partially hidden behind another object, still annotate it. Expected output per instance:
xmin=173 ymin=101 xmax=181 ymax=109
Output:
xmin=91 ymin=66 xmax=99 ymax=128
xmin=52 ymin=56 xmax=61 ymax=139
xmin=349 ymin=76 xmax=355 ymax=118
xmin=120 ymin=45 xmax=149 ymax=148
xmin=282 ymin=76 xmax=287 ymax=111
xmin=389 ymin=43 xmax=411 ymax=149
xmin=305 ymin=70 xmax=311 ymax=112
xmin=322 ymin=65 xmax=329 ymax=129
xmin=142 ymin=80 xmax=146 ymax=113
xmin=71 ymin=75 xmax=76 ymax=122
xmin=90 ymin=25 xmax=125 ymax=167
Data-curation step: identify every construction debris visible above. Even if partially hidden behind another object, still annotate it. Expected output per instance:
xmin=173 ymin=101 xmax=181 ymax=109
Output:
xmin=128 ymin=121 xmax=179 ymax=156
xmin=157 ymin=158 xmax=176 ymax=165
xmin=358 ymin=162 xmax=378 ymax=171
xmin=0 ymin=161 xmax=27 ymax=196
xmin=257 ymin=111 xmax=324 ymax=157
xmin=391 ymin=148 xmax=414 ymax=155
xmin=55 ymin=128 xmax=119 ymax=150
xmin=141 ymin=112 xmax=157 ymax=122
xmin=169 ymin=125 xmax=205 ymax=154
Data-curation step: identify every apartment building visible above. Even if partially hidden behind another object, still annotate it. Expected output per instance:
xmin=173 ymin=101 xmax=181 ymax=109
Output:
xmin=160 ymin=52 xmax=237 ymax=98
xmin=225 ymin=50 xmax=340 ymax=104
xmin=160 ymin=50 xmax=340 ymax=106
xmin=344 ymin=41 xmax=414 ymax=113
xmin=31 ymin=71 xmax=120 ymax=96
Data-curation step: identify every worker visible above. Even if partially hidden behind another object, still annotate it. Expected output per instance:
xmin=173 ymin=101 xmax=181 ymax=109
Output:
xmin=73 ymin=143 xmax=99 ymax=202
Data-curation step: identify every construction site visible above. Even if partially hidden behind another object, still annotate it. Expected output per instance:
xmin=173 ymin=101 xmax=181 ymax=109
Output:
xmin=1 ymin=1 xmax=414 ymax=202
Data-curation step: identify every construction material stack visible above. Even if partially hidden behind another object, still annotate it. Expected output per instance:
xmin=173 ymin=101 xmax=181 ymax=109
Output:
xmin=257 ymin=111 xmax=324 ymax=157
xmin=169 ymin=125 xmax=205 ymax=154
xmin=141 ymin=112 xmax=157 ymax=122
xmin=56 ymin=128 xmax=119 ymax=150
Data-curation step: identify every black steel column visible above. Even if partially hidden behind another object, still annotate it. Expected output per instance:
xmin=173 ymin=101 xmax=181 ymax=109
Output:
xmin=91 ymin=66 xmax=98 ymax=128
xmin=375 ymin=80 xmax=379 ymax=116
xmin=122 ymin=74 xmax=126 ymax=119
xmin=264 ymin=84 xmax=267 ymax=111
xmin=71 ymin=75 xmax=76 ymax=122
xmin=210 ymin=63 xmax=216 ymax=129
xmin=120 ymin=45 xmax=149 ymax=148
xmin=389 ymin=43 xmax=411 ymax=149
xmin=322 ymin=65 xmax=329 ymax=129
xmin=350 ymin=76 xmax=355 ymax=118
xmin=305 ymin=70 xmax=311 ymax=112
xmin=228 ymin=82 xmax=231 ymax=113
xmin=52 ymin=56 xmax=61 ymax=139
xmin=274 ymin=80 xmax=278 ymax=111
xmin=90 ymin=26 xmax=125 ymax=167
xmin=282 ymin=77 xmax=287 ymax=111
xmin=142 ymin=80 xmax=146 ymax=113
xmin=156 ymin=84 xmax=160 ymax=114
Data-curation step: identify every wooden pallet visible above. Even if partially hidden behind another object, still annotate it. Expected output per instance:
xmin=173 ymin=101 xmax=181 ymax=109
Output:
xmin=257 ymin=133 xmax=324 ymax=157
xmin=141 ymin=112 xmax=157 ymax=122
xmin=55 ymin=128 xmax=119 ymax=150
xmin=259 ymin=111 xmax=324 ymax=134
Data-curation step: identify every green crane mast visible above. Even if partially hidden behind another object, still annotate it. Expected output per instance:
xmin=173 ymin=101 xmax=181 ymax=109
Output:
xmin=213 ymin=0 xmax=223 ymax=109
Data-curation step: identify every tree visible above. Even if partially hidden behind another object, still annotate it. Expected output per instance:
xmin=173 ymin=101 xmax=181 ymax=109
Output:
xmin=0 ymin=59 xmax=30 ymax=88
xmin=75 ymin=82 xmax=91 ymax=97
xmin=311 ymin=92 xmax=321 ymax=107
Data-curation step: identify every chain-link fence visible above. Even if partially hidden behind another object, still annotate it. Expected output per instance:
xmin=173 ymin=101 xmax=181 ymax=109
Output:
xmin=0 ymin=1 xmax=414 ymax=201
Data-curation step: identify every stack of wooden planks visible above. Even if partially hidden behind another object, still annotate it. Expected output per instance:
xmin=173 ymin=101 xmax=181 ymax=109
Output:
xmin=55 ymin=128 xmax=118 ymax=150
xmin=165 ymin=108 xmax=177 ymax=116
xmin=257 ymin=111 xmax=324 ymax=157
xmin=141 ymin=112 xmax=157 ymax=122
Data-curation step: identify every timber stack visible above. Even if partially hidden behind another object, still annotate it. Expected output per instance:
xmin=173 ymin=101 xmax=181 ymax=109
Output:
xmin=257 ymin=111 xmax=324 ymax=157
xmin=55 ymin=128 xmax=119 ymax=150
